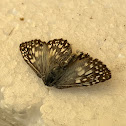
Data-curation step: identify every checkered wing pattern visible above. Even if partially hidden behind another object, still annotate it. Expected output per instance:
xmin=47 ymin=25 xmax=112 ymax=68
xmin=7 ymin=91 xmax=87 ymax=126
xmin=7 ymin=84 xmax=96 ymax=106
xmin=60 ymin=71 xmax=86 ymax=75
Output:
xmin=20 ymin=39 xmax=111 ymax=89
xmin=20 ymin=39 xmax=72 ymax=83
xmin=52 ymin=53 xmax=111 ymax=89
xmin=20 ymin=39 xmax=47 ymax=81
xmin=47 ymin=39 xmax=72 ymax=70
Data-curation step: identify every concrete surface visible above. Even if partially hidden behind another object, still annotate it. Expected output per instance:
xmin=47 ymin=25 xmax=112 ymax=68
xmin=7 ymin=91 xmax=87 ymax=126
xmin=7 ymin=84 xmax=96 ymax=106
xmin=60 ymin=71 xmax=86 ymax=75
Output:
xmin=0 ymin=0 xmax=126 ymax=126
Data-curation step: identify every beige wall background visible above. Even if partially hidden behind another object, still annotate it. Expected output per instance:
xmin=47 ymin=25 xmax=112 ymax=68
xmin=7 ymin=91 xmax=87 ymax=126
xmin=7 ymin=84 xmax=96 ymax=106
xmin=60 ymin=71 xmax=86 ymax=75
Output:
xmin=0 ymin=0 xmax=126 ymax=126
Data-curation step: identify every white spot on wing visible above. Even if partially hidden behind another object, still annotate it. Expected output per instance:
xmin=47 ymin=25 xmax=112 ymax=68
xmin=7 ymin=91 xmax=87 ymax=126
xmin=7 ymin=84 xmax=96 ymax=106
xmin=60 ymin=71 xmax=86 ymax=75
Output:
xmin=75 ymin=77 xmax=81 ymax=83
xmin=99 ymin=72 xmax=103 ymax=74
xmin=84 ymin=62 xmax=88 ymax=66
xmin=35 ymin=51 xmax=39 ymax=57
xmin=56 ymin=55 xmax=60 ymax=59
xmin=31 ymin=57 xmax=36 ymax=63
xmin=96 ymin=79 xmax=100 ymax=82
xmin=61 ymin=48 xmax=65 ymax=52
xmin=85 ymin=70 xmax=93 ymax=75
xmin=76 ymin=79 xmax=81 ymax=83
xmin=82 ymin=78 xmax=87 ymax=81
xmin=55 ymin=43 xmax=58 ymax=46
xmin=52 ymin=49 xmax=56 ymax=55
xmin=48 ymin=45 xmax=51 ymax=48
xmin=32 ymin=47 xmax=35 ymax=53
xmin=58 ymin=45 xmax=62 ymax=48
xmin=82 ymin=82 xmax=90 ymax=86
xmin=90 ymin=64 xmax=93 ymax=68
xmin=78 ymin=70 xmax=85 ymax=76
xmin=75 ymin=67 xmax=82 ymax=71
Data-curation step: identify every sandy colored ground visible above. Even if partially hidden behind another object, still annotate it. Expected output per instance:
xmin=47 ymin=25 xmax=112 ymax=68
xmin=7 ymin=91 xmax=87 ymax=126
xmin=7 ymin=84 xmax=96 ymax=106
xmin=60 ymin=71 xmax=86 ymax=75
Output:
xmin=0 ymin=0 xmax=126 ymax=126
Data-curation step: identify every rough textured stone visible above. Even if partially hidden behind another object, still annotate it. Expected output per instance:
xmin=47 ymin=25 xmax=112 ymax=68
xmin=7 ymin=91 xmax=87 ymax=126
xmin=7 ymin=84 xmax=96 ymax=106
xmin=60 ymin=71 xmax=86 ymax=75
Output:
xmin=0 ymin=0 xmax=126 ymax=126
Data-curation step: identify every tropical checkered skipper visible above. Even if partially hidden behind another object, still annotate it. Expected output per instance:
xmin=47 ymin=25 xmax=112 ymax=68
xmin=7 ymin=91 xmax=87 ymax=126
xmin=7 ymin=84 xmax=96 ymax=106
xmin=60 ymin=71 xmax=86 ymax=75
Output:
xmin=20 ymin=38 xmax=111 ymax=89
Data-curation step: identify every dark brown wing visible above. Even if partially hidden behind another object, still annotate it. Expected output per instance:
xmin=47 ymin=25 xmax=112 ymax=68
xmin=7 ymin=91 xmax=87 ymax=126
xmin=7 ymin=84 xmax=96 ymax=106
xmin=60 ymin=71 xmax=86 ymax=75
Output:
xmin=20 ymin=39 xmax=49 ymax=81
xmin=20 ymin=39 xmax=72 ymax=83
xmin=20 ymin=39 xmax=111 ymax=89
xmin=51 ymin=52 xmax=111 ymax=89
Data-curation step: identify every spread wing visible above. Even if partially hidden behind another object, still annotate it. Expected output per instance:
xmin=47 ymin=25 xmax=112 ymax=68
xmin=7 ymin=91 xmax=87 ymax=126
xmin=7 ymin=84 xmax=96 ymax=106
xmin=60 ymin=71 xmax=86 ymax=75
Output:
xmin=20 ymin=39 xmax=72 ymax=83
xmin=20 ymin=38 xmax=111 ymax=89
xmin=50 ymin=52 xmax=111 ymax=89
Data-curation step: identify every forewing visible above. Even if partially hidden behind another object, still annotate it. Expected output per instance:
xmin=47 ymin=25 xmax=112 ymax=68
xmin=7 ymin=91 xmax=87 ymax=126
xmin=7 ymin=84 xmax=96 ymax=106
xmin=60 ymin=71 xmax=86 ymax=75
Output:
xmin=20 ymin=39 xmax=72 ymax=83
xmin=20 ymin=39 xmax=49 ymax=82
xmin=54 ymin=53 xmax=111 ymax=89
xmin=47 ymin=38 xmax=72 ymax=71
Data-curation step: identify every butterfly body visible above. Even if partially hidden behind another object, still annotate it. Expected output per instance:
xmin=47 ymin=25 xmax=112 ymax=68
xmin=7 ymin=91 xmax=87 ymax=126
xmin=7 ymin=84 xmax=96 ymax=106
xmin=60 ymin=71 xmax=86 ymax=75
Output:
xmin=20 ymin=38 xmax=111 ymax=89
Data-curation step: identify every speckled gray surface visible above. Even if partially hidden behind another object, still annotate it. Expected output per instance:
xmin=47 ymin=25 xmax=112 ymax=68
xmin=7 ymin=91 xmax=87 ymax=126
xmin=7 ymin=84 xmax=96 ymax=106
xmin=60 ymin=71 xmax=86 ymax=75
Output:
xmin=0 ymin=0 xmax=126 ymax=126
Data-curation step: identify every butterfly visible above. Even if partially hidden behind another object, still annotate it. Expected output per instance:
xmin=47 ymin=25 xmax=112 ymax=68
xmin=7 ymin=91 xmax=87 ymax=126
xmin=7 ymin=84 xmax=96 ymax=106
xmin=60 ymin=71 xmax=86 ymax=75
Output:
xmin=20 ymin=38 xmax=111 ymax=89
